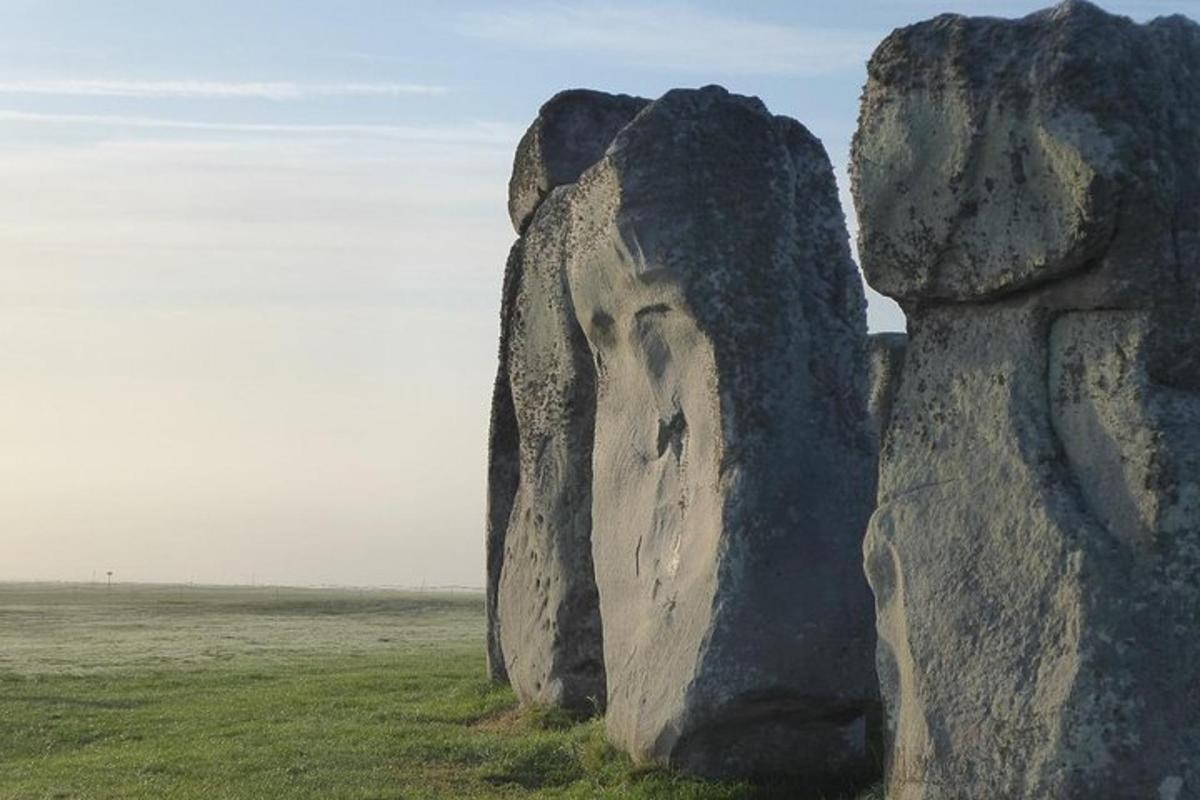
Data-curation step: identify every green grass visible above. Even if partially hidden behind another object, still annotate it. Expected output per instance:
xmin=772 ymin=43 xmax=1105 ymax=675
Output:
xmin=0 ymin=583 xmax=881 ymax=799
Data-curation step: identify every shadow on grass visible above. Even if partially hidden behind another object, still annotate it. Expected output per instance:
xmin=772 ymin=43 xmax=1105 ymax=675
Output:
xmin=473 ymin=704 xmax=883 ymax=800
xmin=481 ymin=744 xmax=585 ymax=790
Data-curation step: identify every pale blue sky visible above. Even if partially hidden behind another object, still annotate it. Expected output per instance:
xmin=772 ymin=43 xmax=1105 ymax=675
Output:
xmin=2 ymin=1 xmax=1194 ymax=586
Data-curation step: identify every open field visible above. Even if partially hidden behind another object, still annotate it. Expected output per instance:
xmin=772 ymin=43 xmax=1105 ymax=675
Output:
xmin=0 ymin=583 xmax=880 ymax=799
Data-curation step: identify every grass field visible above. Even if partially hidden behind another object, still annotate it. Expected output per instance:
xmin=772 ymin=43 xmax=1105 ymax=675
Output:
xmin=0 ymin=583 xmax=881 ymax=799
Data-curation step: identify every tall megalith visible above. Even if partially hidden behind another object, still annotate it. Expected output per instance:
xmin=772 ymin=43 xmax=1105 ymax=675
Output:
xmin=485 ymin=90 xmax=647 ymax=706
xmin=852 ymin=2 xmax=1200 ymax=797
xmin=567 ymin=86 xmax=879 ymax=782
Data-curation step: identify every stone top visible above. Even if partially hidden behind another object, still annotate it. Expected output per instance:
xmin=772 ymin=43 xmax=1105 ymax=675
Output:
xmin=570 ymin=84 xmax=866 ymax=440
xmin=852 ymin=0 xmax=1200 ymax=307
xmin=507 ymin=89 xmax=648 ymax=234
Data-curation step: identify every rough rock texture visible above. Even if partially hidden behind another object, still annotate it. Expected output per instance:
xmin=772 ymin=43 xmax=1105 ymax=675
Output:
xmin=494 ymin=187 xmax=605 ymax=712
xmin=567 ymin=86 xmax=878 ymax=783
xmin=867 ymin=333 xmax=907 ymax=444
xmin=486 ymin=89 xmax=644 ymax=705
xmin=853 ymin=3 xmax=1200 ymax=798
xmin=485 ymin=243 xmax=523 ymax=684
xmin=507 ymin=89 xmax=649 ymax=234
xmin=852 ymin=0 xmax=1200 ymax=306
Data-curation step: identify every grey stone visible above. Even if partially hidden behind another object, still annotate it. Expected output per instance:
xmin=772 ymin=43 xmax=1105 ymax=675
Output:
xmin=853 ymin=3 xmax=1200 ymax=797
xmin=508 ymin=89 xmax=648 ymax=234
xmin=851 ymin=0 xmax=1200 ymax=307
xmin=567 ymin=85 xmax=878 ymax=783
xmin=865 ymin=307 xmax=1200 ymax=799
xmin=485 ymin=242 xmax=523 ymax=684
xmin=867 ymin=333 xmax=907 ymax=445
xmin=494 ymin=187 xmax=605 ymax=713
xmin=487 ymin=90 xmax=641 ymax=705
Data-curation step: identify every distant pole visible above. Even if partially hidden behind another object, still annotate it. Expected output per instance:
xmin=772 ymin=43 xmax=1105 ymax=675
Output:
xmin=106 ymin=570 xmax=113 ymax=589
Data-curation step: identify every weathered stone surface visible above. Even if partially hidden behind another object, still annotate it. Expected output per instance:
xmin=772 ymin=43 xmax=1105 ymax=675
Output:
xmin=494 ymin=187 xmax=605 ymax=713
xmin=487 ymin=90 xmax=642 ymax=705
xmin=852 ymin=0 xmax=1200 ymax=306
xmin=508 ymin=89 xmax=648 ymax=234
xmin=567 ymin=86 xmax=878 ymax=783
xmin=484 ymin=242 xmax=523 ymax=684
xmin=867 ymin=333 xmax=907 ymax=444
xmin=866 ymin=307 xmax=1095 ymax=799
xmin=854 ymin=3 xmax=1200 ymax=797
xmin=865 ymin=307 xmax=1200 ymax=799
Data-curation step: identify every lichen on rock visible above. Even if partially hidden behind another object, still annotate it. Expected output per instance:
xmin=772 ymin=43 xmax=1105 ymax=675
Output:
xmin=853 ymin=3 xmax=1200 ymax=797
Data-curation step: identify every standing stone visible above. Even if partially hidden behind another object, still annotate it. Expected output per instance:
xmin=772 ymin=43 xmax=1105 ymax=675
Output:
xmin=867 ymin=333 xmax=907 ymax=444
xmin=852 ymin=3 xmax=1200 ymax=797
xmin=485 ymin=90 xmax=646 ymax=706
xmin=567 ymin=86 xmax=878 ymax=783
xmin=494 ymin=186 xmax=603 ymax=712
xmin=485 ymin=242 xmax=522 ymax=684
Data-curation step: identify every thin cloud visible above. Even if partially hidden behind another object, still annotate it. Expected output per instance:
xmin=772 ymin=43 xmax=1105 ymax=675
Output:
xmin=456 ymin=4 xmax=879 ymax=76
xmin=0 ymin=79 xmax=447 ymax=100
xmin=306 ymin=49 xmax=413 ymax=64
xmin=0 ymin=109 xmax=518 ymax=144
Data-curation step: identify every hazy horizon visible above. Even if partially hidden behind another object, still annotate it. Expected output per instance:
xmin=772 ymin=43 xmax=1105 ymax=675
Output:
xmin=0 ymin=577 xmax=482 ymax=590
xmin=4 ymin=0 xmax=1193 ymax=588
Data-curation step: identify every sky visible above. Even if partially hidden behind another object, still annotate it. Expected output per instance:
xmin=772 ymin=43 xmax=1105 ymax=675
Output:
xmin=2 ymin=0 xmax=1195 ymax=588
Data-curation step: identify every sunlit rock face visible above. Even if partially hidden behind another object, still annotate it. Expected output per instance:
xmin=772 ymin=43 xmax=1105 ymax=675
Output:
xmin=485 ymin=90 xmax=645 ymax=702
xmin=853 ymin=3 xmax=1200 ymax=797
xmin=493 ymin=187 xmax=605 ymax=712
xmin=567 ymin=86 xmax=878 ymax=784
xmin=854 ymin=0 xmax=1200 ymax=307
